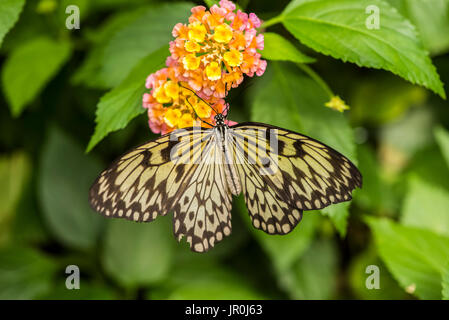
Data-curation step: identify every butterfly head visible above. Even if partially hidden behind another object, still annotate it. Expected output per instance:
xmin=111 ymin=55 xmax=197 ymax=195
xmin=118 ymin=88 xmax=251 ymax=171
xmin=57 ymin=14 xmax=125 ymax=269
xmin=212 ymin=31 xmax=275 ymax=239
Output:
xmin=214 ymin=113 xmax=226 ymax=126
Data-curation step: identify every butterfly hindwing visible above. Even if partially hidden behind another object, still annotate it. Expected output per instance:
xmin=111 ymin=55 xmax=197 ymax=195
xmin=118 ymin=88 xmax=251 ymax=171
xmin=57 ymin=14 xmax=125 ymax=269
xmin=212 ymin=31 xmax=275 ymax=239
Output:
xmin=231 ymin=135 xmax=303 ymax=234
xmin=172 ymin=139 xmax=233 ymax=252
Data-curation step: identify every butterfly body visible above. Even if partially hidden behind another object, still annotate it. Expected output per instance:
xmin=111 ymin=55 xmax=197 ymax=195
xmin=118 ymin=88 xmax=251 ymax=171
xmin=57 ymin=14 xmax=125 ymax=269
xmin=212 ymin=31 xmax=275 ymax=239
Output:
xmin=89 ymin=117 xmax=362 ymax=252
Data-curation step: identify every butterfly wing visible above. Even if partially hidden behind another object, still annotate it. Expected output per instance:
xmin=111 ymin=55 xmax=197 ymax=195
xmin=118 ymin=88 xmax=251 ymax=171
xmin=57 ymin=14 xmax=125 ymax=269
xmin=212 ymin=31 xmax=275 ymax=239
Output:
xmin=228 ymin=122 xmax=361 ymax=233
xmin=230 ymin=135 xmax=303 ymax=234
xmin=89 ymin=127 xmax=232 ymax=252
xmin=172 ymin=135 xmax=233 ymax=252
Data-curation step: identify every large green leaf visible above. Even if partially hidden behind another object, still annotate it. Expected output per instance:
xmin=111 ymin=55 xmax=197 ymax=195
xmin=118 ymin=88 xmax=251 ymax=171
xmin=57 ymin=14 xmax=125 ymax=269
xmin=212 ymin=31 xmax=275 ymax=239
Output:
xmin=72 ymin=8 xmax=146 ymax=89
xmin=262 ymin=32 xmax=315 ymax=64
xmin=250 ymin=61 xmax=356 ymax=235
xmin=87 ymin=46 xmax=168 ymax=152
xmin=435 ymin=126 xmax=449 ymax=170
xmin=0 ymin=152 xmax=31 ymax=246
xmin=367 ymin=217 xmax=449 ymax=299
xmin=0 ymin=0 xmax=25 ymax=48
xmin=348 ymin=245 xmax=409 ymax=299
xmin=102 ymin=215 xmax=175 ymax=288
xmin=167 ymin=280 xmax=265 ymax=299
xmin=39 ymin=127 xmax=105 ymax=250
xmin=401 ymin=175 xmax=449 ymax=237
xmin=388 ymin=0 xmax=449 ymax=55
xmin=99 ymin=2 xmax=192 ymax=87
xmin=236 ymin=195 xmax=320 ymax=273
xmin=0 ymin=246 xmax=58 ymax=299
xmin=280 ymin=0 xmax=445 ymax=98
xmin=283 ymin=239 xmax=338 ymax=299
xmin=443 ymin=260 xmax=449 ymax=300
xmin=1 ymin=37 xmax=72 ymax=116
xmin=40 ymin=283 xmax=118 ymax=300
xmin=353 ymin=144 xmax=398 ymax=213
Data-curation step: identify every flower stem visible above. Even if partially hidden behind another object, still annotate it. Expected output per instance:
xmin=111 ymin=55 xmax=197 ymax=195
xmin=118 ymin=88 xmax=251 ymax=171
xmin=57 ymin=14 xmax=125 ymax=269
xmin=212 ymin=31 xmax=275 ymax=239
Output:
xmin=296 ymin=63 xmax=334 ymax=98
xmin=260 ymin=15 xmax=283 ymax=29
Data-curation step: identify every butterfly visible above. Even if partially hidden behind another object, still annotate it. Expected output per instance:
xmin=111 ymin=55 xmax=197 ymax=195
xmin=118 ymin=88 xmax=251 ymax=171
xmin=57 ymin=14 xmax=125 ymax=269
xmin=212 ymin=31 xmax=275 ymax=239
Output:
xmin=89 ymin=88 xmax=362 ymax=253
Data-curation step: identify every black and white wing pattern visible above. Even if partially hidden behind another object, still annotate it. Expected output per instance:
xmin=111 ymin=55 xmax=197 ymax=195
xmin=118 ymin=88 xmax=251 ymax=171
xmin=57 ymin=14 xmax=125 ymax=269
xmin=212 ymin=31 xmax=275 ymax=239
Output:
xmin=89 ymin=127 xmax=232 ymax=252
xmin=89 ymin=120 xmax=362 ymax=252
xmin=228 ymin=122 xmax=362 ymax=234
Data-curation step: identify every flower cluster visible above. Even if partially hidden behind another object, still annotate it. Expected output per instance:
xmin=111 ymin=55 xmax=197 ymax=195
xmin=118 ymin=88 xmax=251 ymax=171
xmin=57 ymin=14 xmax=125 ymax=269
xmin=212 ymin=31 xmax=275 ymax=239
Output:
xmin=168 ymin=0 xmax=266 ymax=98
xmin=143 ymin=0 xmax=265 ymax=134
xmin=143 ymin=67 xmax=227 ymax=135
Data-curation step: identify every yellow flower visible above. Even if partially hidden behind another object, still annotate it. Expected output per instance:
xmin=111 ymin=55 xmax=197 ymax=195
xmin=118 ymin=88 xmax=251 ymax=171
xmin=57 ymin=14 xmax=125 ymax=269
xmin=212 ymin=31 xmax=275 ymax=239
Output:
xmin=183 ymin=54 xmax=201 ymax=70
xmin=223 ymin=49 xmax=243 ymax=67
xmin=164 ymin=81 xmax=179 ymax=100
xmin=179 ymin=113 xmax=194 ymax=128
xmin=164 ymin=108 xmax=182 ymax=127
xmin=154 ymin=86 xmax=171 ymax=104
xmin=213 ymin=24 xmax=233 ymax=43
xmin=325 ymin=96 xmax=350 ymax=112
xmin=185 ymin=40 xmax=201 ymax=52
xmin=205 ymin=61 xmax=221 ymax=80
xmin=196 ymin=101 xmax=212 ymax=118
xmin=188 ymin=22 xmax=207 ymax=42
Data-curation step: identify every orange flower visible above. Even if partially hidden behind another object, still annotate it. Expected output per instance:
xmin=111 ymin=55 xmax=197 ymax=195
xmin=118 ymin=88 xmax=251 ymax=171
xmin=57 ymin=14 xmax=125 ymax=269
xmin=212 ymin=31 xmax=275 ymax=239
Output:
xmin=143 ymin=67 xmax=226 ymax=134
xmin=168 ymin=0 xmax=266 ymax=98
xmin=206 ymin=62 xmax=222 ymax=80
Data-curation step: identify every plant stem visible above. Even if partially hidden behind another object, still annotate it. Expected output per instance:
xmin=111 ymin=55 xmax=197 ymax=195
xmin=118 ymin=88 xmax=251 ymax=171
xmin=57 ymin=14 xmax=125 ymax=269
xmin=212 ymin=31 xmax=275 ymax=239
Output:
xmin=297 ymin=63 xmax=334 ymax=98
xmin=260 ymin=15 xmax=283 ymax=29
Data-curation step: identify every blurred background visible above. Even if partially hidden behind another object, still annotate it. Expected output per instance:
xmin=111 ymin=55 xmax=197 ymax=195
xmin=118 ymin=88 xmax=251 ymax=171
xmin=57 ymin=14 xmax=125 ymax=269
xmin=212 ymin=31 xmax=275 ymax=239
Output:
xmin=1 ymin=0 xmax=449 ymax=300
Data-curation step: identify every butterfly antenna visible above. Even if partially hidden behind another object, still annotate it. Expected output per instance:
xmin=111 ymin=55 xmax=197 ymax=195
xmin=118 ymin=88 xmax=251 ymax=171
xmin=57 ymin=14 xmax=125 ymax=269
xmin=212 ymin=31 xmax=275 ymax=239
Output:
xmin=179 ymin=83 xmax=219 ymax=115
xmin=184 ymin=94 xmax=214 ymax=127
xmin=224 ymin=102 xmax=230 ymax=118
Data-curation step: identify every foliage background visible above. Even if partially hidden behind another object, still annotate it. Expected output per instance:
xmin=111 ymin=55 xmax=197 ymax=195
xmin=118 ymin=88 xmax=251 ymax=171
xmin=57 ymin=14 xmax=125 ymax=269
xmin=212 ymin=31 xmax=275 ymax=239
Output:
xmin=1 ymin=0 xmax=449 ymax=300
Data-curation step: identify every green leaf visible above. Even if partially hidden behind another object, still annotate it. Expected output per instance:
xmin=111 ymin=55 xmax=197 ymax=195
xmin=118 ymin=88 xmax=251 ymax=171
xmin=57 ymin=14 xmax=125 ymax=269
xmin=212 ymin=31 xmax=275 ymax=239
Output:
xmin=0 ymin=0 xmax=25 ymax=48
xmin=250 ymin=61 xmax=357 ymax=235
xmin=348 ymin=245 xmax=409 ymax=299
xmin=280 ymin=0 xmax=445 ymax=98
xmin=0 ymin=246 xmax=58 ymax=299
xmin=39 ymin=127 xmax=105 ymax=250
xmin=443 ymin=260 xmax=449 ymax=300
xmin=40 ymin=283 xmax=118 ymax=300
xmin=321 ymin=202 xmax=349 ymax=236
xmin=366 ymin=217 xmax=449 ymax=299
xmin=167 ymin=280 xmax=265 ymax=299
xmin=354 ymin=144 xmax=393 ymax=212
xmin=72 ymin=8 xmax=146 ymax=89
xmin=102 ymin=215 xmax=175 ymax=288
xmin=435 ymin=126 xmax=449 ymax=170
xmin=1 ymin=37 xmax=72 ymax=116
xmin=282 ymin=239 xmax=338 ymax=299
xmin=0 ymin=152 xmax=31 ymax=247
xmin=262 ymin=32 xmax=315 ymax=64
xmin=236 ymin=195 xmax=320 ymax=273
xmin=388 ymin=0 xmax=449 ymax=55
xmin=100 ymin=2 xmax=193 ymax=87
xmin=401 ymin=175 xmax=449 ymax=237
xmin=87 ymin=45 xmax=168 ymax=152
